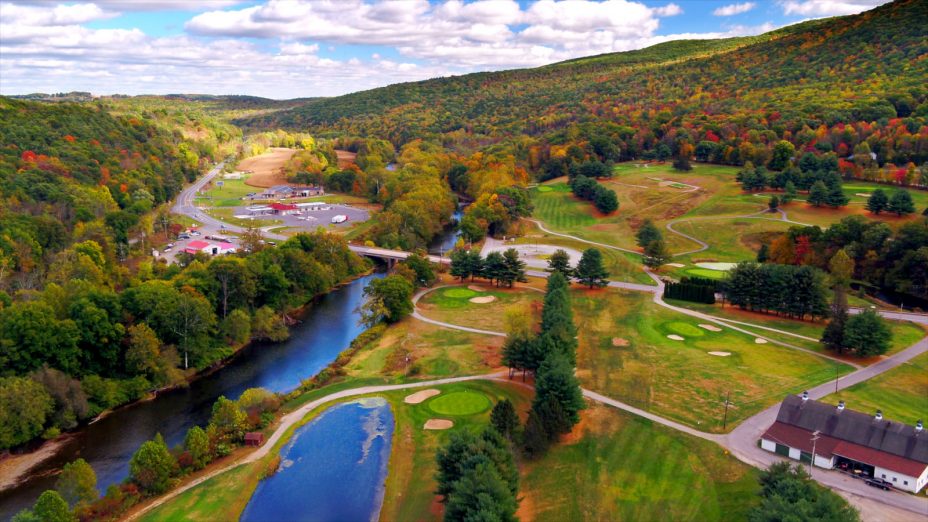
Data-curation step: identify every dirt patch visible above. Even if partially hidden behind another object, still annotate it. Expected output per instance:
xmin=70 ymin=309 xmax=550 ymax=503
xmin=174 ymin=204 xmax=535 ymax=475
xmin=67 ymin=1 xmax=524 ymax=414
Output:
xmin=240 ymin=148 xmax=297 ymax=188
xmin=667 ymin=334 xmax=685 ymax=341
xmin=666 ymin=263 xmax=685 ymax=267
xmin=708 ymin=351 xmax=732 ymax=357
xmin=611 ymin=337 xmax=630 ymax=347
xmin=0 ymin=437 xmax=68 ymax=490
xmin=469 ymin=296 xmax=497 ymax=304
xmin=424 ymin=419 xmax=454 ymax=430
xmin=335 ymin=149 xmax=357 ymax=169
xmin=755 ymin=338 xmax=768 ymax=344
xmin=698 ymin=324 xmax=722 ymax=332
xmin=404 ymin=389 xmax=440 ymax=404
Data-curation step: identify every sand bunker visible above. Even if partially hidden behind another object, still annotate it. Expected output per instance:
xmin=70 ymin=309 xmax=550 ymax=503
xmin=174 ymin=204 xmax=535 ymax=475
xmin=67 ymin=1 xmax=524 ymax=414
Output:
xmin=698 ymin=324 xmax=722 ymax=332
xmin=467 ymin=285 xmax=488 ymax=292
xmin=611 ymin=337 xmax=630 ymax=347
xmin=424 ymin=419 xmax=454 ymax=430
xmin=667 ymin=263 xmax=685 ymax=268
xmin=667 ymin=334 xmax=685 ymax=341
xmin=708 ymin=351 xmax=732 ymax=357
xmin=856 ymin=193 xmax=871 ymax=197
xmin=755 ymin=338 xmax=768 ymax=344
xmin=404 ymin=389 xmax=441 ymax=404
xmin=469 ymin=296 xmax=496 ymax=304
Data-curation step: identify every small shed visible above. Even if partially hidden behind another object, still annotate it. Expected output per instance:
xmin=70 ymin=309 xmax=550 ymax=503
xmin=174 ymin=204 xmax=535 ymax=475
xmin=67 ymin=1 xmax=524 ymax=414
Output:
xmin=244 ymin=432 xmax=265 ymax=447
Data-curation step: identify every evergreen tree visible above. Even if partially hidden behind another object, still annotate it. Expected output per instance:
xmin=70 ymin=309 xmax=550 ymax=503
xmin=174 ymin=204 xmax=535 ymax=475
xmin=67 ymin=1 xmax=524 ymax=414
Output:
xmin=821 ymin=288 xmax=848 ymax=352
xmin=866 ymin=188 xmax=888 ymax=214
xmin=533 ymin=353 xmax=585 ymax=427
xmin=826 ymin=184 xmax=849 ymax=208
xmin=574 ymin=248 xmax=609 ymax=288
xmin=435 ymin=431 xmax=477 ymax=499
xmin=673 ymin=154 xmax=692 ymax=171
xmin=636 ymin=219 xmax=662 ymax=248
xmin=887 ymin=189 xmax=915 ymax=216
xmin=482 ymin=252 xmax=507 ymax=286
xmin=535 ymin=395 xmax=572 ymax=441
xmin=546 ymin=249 xmax=573 ymax=277
xmin=782 ymin=181 xmax=797 ymax=203
xmin=843 ymin=309 xmax=892 ymax=357
xmin=808 ymin=181 xmax=828 ymax=207
xmin=490 ymin=399 xmax=520 ymax=441
xmin=593 ymin=185 xmax=619 ymax=213
xmin=443 ymin=461 xmax=518 ymax=522
xmin=756 ymin=244 xmax=769 ymax=263
xmin=768 ymin=195 xmax=779 ymax=212
xmin=55 ymin=458 xmax=97 ymax=507
xmin=521 ymin=409 xmax=550 ymax=458
xmin=449 ymin=249 xmax=471 ymax=282
xmin=500 ymin=248 xmax=527 ymax=288
xmin=749 ymin=463 xmax=859 ymax=522
xmin=643 ymin=239 xmax=671 ymax=268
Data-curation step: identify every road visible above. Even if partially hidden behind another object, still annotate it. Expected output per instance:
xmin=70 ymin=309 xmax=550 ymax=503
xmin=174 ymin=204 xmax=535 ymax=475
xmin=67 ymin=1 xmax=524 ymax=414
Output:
xmin=409 ymin=283 xmax=928 ymax=518
xmin=126 ymin=372 xmax=509 ymax=520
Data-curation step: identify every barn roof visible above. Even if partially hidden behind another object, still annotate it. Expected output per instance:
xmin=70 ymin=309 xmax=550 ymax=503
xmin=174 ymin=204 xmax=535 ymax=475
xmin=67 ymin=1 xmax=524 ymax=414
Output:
xmin=774 ymin=395 xmax=928 ymax=464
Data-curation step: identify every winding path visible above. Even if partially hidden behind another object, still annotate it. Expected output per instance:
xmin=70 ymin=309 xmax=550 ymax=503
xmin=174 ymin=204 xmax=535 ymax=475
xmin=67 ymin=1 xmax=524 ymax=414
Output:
xmin=408 ymin=284 xmax=927 ymax=518
xmin=127 ymin=373 xmax=506 ymax=520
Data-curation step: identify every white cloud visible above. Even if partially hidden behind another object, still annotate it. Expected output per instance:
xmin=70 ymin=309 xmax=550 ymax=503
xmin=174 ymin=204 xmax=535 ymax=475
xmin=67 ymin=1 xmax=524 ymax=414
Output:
xmin=713 ymin=2 xmax=756 ymax=16
xmin=779 ymin=0 xmax=889 ymax=17
xmin=0 ymin=0 xmax=785 ymax=98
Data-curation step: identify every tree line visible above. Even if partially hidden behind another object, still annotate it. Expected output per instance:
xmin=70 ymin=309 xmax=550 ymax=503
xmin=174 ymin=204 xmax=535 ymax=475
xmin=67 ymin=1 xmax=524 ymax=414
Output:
xmin=11 ymin=387 xmax=280 ymax=521
xmin=0 ymin=231 xmax=368 ymax=450
xmin=449 ymin=248 xmax=528 ymax=288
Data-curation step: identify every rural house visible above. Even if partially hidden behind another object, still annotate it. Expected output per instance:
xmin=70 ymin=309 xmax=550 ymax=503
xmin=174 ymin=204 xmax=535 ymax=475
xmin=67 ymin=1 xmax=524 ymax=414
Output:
xmin=761 ymin=394 xmax=928 ymax=493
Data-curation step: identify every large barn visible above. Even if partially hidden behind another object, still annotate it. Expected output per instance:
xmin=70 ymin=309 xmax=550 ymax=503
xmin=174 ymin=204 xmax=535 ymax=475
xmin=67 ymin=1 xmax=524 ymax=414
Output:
xmin=761 ymin=393 xmax=928 ymax=493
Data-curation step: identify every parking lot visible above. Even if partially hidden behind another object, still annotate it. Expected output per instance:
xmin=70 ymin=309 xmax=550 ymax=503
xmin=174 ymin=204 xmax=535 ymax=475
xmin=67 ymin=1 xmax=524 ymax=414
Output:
xmin=231 ymin=202 xmax=370 ymax=231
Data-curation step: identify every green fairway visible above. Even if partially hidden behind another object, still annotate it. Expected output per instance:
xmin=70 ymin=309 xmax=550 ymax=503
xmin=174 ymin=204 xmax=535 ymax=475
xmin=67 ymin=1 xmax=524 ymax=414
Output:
xmin=139 ymin=461 xmax=266 ymax=522
xmin=573 ymin=288 xmax=853 ymax=432
xmin=417 ymin=283 xmax=544 ymax=332
xmin=427 ymin=390 xmax=492 ymax=415
xmin=521 ymin=403 xmax=759 ymax=521
xmin=442 ymin=287 xmax=478 ymax=299
xmin=683 ymin=267 xmax=727 ymax=279
xmin=824 ymin=352 xmax=928 ymax=425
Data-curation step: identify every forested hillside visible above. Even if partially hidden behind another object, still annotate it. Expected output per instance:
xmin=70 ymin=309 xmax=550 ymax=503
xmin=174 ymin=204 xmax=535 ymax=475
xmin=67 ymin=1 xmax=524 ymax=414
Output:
xmin=243 ymin=0 xmax=928 ymax=170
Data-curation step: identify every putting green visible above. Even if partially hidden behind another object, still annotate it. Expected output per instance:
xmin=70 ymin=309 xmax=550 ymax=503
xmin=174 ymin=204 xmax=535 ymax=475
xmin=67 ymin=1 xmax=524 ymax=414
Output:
xmin=443 ymin=287 xmax=478 ymax=299
xmin=665 ymin=321 xmax=705 ymax=337
xmin=536 ymin=185 xmax=553 ymax=193
xmin=427 ymin=391 xmax=491 ymax=416
xmin=684 ymin=268 xmax=727 ymax=280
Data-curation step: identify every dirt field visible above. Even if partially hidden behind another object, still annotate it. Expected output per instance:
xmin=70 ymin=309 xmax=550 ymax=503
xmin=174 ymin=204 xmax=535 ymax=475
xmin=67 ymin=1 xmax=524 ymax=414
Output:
xmin=240 ymin=148 xmax=296 ymax=188
xmin=335 ymin=149 xmax=357 ymax=169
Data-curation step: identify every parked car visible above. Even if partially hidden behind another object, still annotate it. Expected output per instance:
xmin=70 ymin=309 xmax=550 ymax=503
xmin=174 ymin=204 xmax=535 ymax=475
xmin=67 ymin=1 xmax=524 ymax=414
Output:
xmin=162 ymin=246 xmax=172 ymax=252
xmin=865 ymin=478 xmax=891 ymax=490
xmin=178 ymin=233 xmax=190 ymax=239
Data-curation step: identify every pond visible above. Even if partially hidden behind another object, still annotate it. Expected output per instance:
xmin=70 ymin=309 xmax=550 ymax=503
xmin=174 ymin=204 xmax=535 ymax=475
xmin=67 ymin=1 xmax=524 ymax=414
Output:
xmin=240 ymin=398 xmax=394 ymax=522
xmin=0 ymin=274 xmax=383 ymax=520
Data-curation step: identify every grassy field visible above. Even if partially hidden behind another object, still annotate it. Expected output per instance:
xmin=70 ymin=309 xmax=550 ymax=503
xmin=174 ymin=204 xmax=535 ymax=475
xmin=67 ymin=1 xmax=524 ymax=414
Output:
xmin=416 ymin=283 xmax=544 ymax=332
xmin=573 ymin=288 xmax=854 ymax=432
xmin=823 ymin=352 xmax=928 ymax=425
xmin=531 ymin=163 xmax=928 ymax=282
xmin=520 ymin=404 xmax=759 ymax=521
xmin=344 ymin=317 xmax=504 ymax=381
xmin=138 ymin=460 xmax=266 ymax=522
xmin=512 ymin=222 xmax=654 ymax=286
xmin=671 ymin=300 xmax=927 ymax=359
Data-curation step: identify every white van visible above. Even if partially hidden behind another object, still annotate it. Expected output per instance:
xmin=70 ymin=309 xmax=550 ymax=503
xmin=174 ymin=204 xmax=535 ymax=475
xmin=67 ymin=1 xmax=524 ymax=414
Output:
xmin=330 ymin=215 xmax=348 ymax=224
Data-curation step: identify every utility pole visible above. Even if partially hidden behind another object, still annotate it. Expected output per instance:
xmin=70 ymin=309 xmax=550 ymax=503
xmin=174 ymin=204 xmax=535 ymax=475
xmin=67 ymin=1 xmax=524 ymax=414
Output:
xmin=810 ymin=430 xmax=820 ymax=476
xmin=835 ymin=365 xmax=840 ymax=394
xmin=722 ymin=391 xmax=731 ymax=430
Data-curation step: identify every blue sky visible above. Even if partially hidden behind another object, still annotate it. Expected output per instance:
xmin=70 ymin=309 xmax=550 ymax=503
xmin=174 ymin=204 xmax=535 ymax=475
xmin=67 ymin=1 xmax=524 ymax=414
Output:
xmin=0 ymin=0 xmax=890 ymax=98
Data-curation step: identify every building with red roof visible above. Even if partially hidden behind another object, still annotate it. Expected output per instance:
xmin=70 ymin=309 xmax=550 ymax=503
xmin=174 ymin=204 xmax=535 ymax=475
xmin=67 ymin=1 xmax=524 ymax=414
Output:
xmin=761 ymin=393 xmax=928 ymax=493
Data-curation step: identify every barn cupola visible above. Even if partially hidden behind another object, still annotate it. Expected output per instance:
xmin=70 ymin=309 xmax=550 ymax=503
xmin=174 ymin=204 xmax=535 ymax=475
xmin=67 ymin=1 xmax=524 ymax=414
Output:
xmin=874 ymin=409 xmax=883 ymax=421
xmin=837 ymin=400 xmax=845 ymax=412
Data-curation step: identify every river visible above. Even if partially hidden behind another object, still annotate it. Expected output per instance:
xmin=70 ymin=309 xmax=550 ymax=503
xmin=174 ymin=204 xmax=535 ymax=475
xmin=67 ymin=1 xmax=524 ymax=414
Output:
xmin=428 ymin=207 xmax=464 ymax=256
xmin=0 ymin=274 xmax=381 ymax=520
xmin=240 ymin=398 xmax=393 ymax=522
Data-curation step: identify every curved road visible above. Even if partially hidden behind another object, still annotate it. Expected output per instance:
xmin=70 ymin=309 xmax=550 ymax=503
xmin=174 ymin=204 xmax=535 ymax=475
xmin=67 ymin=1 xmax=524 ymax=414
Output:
xmin=410 ymin=283 xmax=928 ymax=518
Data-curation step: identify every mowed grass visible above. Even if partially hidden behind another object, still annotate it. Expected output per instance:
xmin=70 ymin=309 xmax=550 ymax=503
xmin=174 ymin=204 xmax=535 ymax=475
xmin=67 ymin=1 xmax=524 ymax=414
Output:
xmin=138 ymin=461 xmax=266 ymax=522
xmin=512 ymin=222 xmax=654 ymax=286
xmin=344 ymin=317 xmax=503 ymax=381
xmin=427 ymin=390 xmax=492 ymax=416
xmin=520 ymin=404 xmax=759 ymax=522
xmin=824 ymin=352 xmax=928 ymax=425
xmin=380 ymin=380 xmax=533 ymax=521
xmin=669 ymin=301 xmax=927 ymax=360
xmin=417 ymin=284 xmax=543 ymax=332
xmin=573 ymin=288 xmax=854 ymax=432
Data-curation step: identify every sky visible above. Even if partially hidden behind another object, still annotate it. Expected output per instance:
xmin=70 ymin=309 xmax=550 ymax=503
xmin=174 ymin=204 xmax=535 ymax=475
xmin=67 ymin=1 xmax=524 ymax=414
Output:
xmin=0 ymin=0 xmax=891 ymax=99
